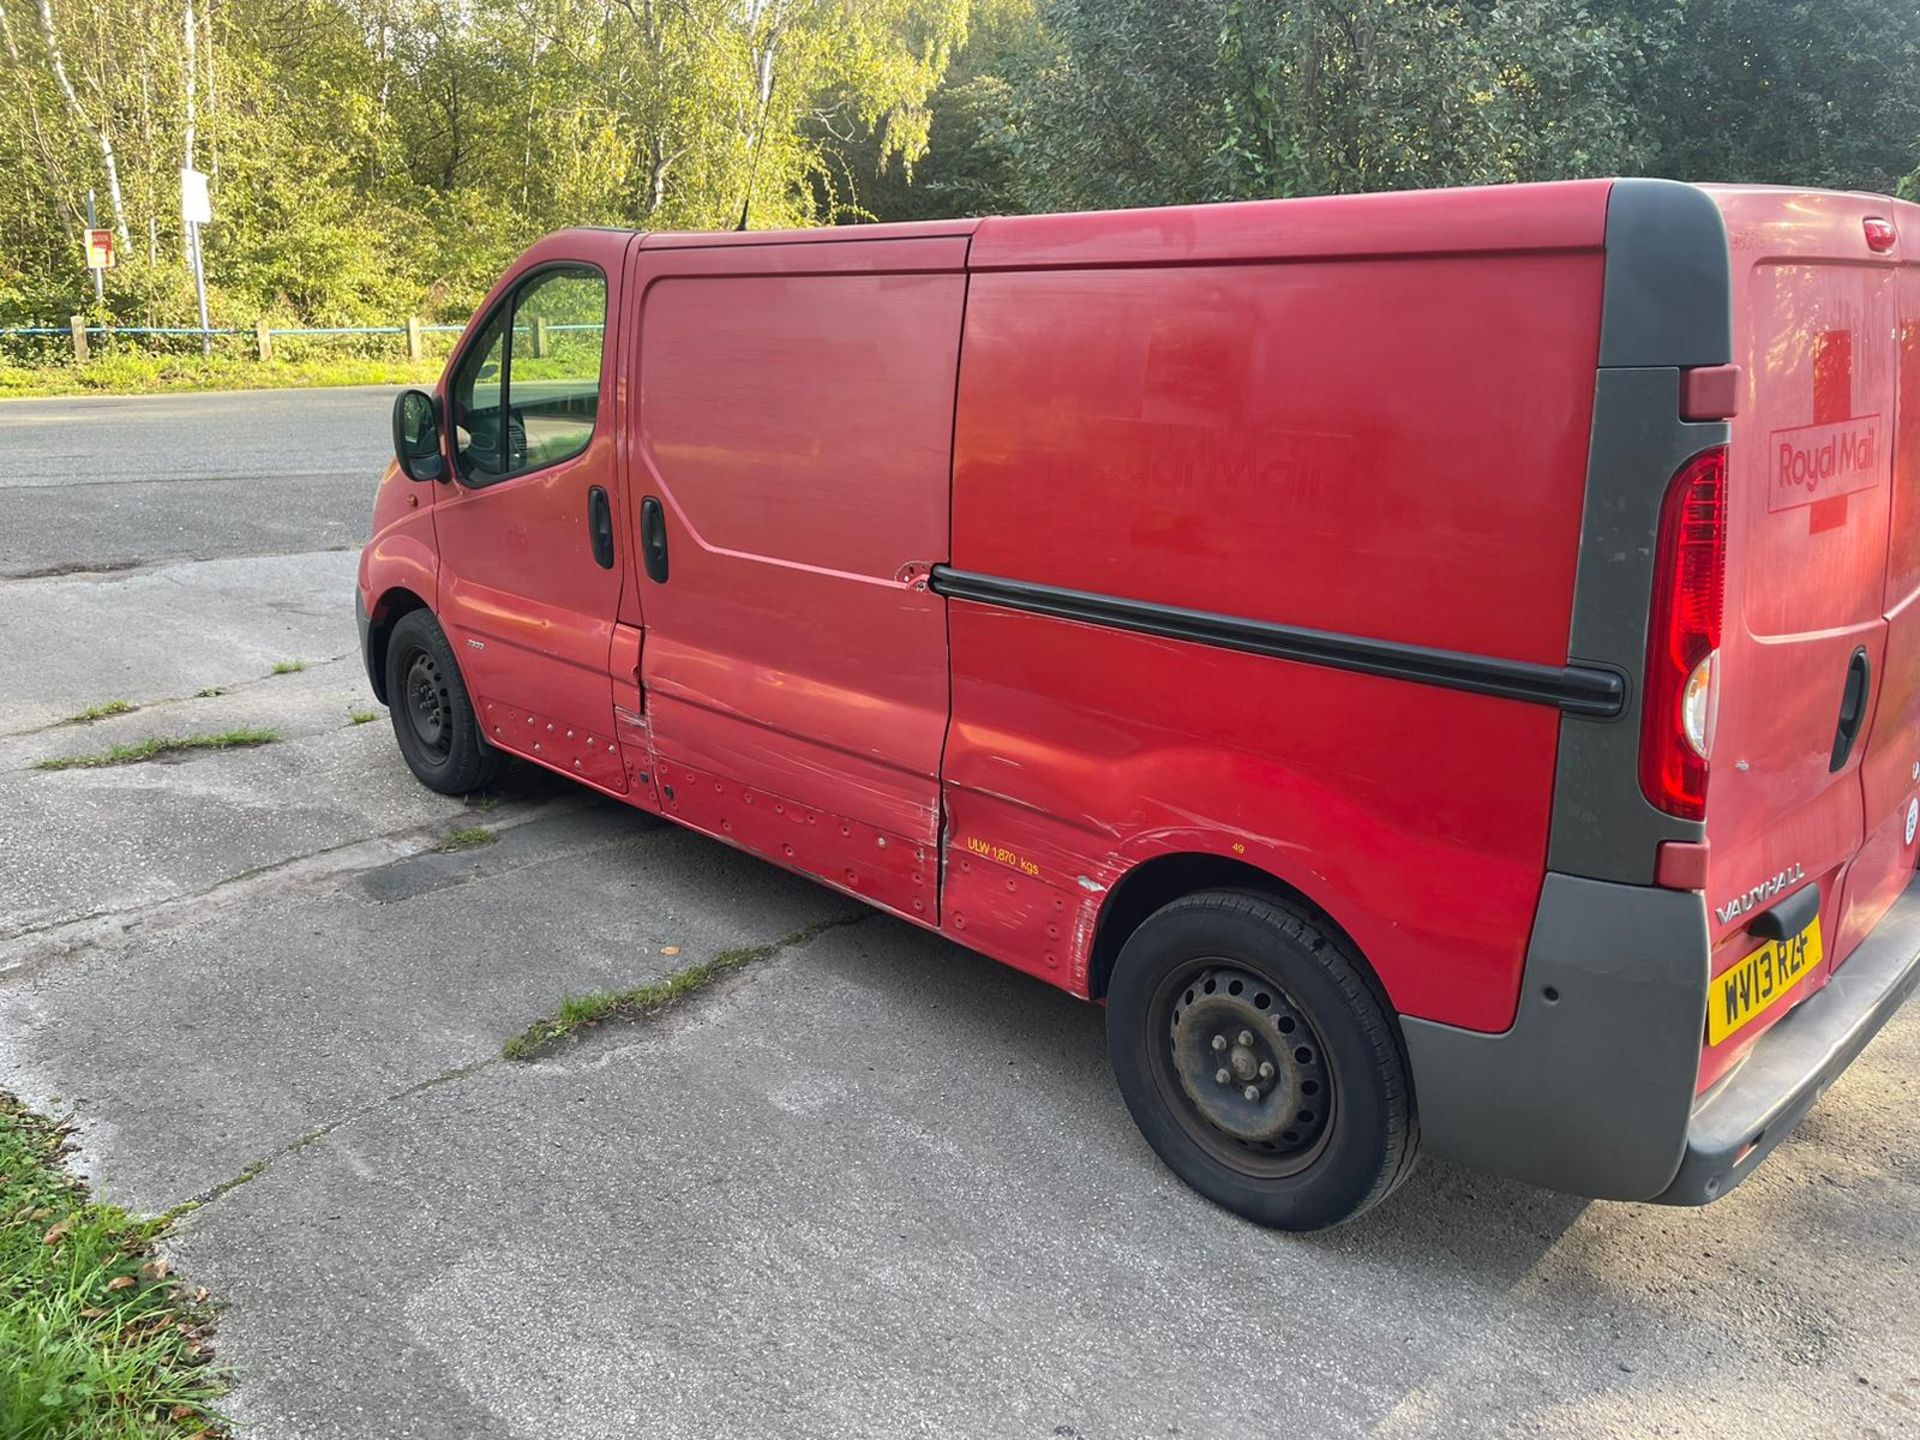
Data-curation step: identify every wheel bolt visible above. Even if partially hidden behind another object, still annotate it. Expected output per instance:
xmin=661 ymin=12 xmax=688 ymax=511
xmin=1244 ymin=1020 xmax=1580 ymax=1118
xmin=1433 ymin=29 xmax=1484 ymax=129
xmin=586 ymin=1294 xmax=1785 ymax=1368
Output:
xmin=1215 ymin=1067 xmax=1231 ymax=1086
xmin=1237 ymin=1030 xmax=1253 ymax=1047
xmin=1259 ymin=1061 xmax=1275 ymax=1079
xmin=1243 ymin=1085 xmax=1260 ymax=1102
xmin=1211 ymin=1034 xmax=1227 ymax=1052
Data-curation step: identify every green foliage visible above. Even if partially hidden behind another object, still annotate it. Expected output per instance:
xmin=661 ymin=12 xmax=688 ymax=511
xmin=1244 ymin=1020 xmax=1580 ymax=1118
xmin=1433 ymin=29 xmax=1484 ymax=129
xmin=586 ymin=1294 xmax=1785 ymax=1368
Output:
xmin=3 ymin=0 xmax=1918 ymax=343
xmin=0 ymin=1092 xmax=224 ymax=1439
xmin=0 ymin=0 xmax=975 ymax=336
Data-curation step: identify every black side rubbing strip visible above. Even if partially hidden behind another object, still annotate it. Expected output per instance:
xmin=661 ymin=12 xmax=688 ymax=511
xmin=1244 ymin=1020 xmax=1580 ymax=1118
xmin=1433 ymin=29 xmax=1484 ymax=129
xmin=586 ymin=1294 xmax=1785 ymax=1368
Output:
xmin=929 ymin=568 xmax=1625 ymax=717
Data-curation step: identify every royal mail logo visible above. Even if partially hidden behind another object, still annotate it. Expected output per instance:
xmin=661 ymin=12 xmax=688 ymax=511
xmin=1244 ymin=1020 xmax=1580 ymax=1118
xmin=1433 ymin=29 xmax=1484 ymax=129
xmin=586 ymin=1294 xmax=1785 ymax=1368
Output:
xmin=1769 ymin=416 xmax=1882 ymax=512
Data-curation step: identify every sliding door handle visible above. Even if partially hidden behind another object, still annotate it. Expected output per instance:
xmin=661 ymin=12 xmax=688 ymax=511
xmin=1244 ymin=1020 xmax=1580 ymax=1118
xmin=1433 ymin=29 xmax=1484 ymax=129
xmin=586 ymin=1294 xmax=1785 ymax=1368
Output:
xmin=587 ymin=486 xmax=614 ymax=570
xmin=640 ymin=495 xmax=669 ymax=583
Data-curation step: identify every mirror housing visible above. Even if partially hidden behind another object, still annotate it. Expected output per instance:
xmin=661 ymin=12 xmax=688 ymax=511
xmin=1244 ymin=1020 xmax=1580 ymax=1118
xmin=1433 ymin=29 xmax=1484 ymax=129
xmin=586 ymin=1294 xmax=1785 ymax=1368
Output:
xmin=391 ymin=389 xmax=446 ymax=482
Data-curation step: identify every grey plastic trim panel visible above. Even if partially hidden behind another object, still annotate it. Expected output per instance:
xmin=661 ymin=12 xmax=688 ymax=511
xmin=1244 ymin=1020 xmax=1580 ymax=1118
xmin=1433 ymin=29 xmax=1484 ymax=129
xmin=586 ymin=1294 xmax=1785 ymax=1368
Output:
xmin=1549 ymin=371 xmax=1724 ymax=882
xmin=1401 ymin=872 xmax=1709 ymax=1201
xmin=1655 ymin=874 xmax=1920 ymax=1205
xmin=1597 ymin=179 xmax=1733 ymax=369
xmin=1549 ymin=179 xmax=1735 ymax=884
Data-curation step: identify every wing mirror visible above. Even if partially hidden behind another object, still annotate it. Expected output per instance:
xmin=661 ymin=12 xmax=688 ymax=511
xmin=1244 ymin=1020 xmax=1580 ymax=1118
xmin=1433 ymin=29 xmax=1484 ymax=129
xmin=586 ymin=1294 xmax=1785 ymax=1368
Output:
xmin=391 ymin=389 xmax=446 ymax=482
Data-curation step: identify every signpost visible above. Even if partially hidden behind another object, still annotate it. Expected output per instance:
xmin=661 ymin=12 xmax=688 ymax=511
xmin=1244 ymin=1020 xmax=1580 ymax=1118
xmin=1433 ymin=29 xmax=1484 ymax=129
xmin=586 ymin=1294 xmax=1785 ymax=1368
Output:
xmin=181 ymin=167 xmax=212 ymax=356
xmin=83 ymin=189 xmax=109 ymax=304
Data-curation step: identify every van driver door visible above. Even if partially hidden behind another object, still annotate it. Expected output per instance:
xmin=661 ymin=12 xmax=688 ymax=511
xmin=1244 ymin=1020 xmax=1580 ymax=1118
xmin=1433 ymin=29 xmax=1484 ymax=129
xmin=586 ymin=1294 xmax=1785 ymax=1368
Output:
xmin=432 ymin=231 xmax=638 ymax=792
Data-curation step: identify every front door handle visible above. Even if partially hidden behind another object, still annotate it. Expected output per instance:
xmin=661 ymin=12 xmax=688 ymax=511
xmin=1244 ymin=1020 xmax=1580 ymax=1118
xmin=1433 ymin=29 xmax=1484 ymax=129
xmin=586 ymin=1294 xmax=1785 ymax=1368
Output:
xmin=587 ymin=486 xmax=614 ymax=569
xmin=1830 ymin=646 xmax=1871 ymax=772
xmin=640 ymin=495 xmax=669 ymax=583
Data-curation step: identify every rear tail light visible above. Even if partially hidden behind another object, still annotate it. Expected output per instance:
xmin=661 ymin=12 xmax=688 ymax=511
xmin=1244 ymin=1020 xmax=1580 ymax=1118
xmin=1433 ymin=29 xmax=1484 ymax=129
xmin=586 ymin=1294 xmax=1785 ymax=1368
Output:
xmin=1864 ymin=216 xmax=1897 ymax=253
xmin=1641 ymin=446 xmax=1728 ymax=821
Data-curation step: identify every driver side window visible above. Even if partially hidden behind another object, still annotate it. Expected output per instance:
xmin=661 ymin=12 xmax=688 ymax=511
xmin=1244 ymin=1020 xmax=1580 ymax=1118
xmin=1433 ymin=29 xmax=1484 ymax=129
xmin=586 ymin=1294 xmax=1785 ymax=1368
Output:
xmin=449 ymin=265 xmax=606 ymax=488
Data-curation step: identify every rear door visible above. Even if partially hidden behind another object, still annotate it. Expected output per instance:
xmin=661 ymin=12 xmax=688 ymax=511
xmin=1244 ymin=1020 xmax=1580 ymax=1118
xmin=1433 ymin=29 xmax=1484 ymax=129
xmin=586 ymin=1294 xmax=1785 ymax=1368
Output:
xmin=1702 ymin=191 xmax=1903 ymax=1080
xmin=1840 ymin=232 xmax=1920 ymax=955
xmin=626 ymin=233 xmax=969 ymax=921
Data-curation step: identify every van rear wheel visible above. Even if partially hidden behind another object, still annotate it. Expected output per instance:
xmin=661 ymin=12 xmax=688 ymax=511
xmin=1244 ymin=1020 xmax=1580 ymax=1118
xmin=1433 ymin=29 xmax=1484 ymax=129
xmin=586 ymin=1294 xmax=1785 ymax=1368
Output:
xmin=384 ymin=609 xmax=501 ymax=795
xmin=1106 ymin=890 xmax=1417 ymax=1230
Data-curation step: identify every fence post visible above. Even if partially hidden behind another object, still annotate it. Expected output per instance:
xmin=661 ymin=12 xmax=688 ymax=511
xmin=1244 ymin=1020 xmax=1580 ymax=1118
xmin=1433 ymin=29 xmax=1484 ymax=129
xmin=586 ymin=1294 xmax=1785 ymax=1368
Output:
xmin=405 ymin=315 xmax=422 ymax=362
xmin=533 ymin=317 xmax=550 ymax=359
xmin=255 ymin=318 xmax=272 ymax=363
xmin=69 ymin=314 xmax=89 ymax=363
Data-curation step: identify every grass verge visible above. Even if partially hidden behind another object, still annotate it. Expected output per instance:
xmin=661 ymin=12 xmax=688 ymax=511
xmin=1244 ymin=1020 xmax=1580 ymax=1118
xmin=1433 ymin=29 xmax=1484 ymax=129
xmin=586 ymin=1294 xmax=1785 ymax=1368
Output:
xmin=503 ymin=912 xmax=867 ymax=1062
xmin=35 ymin=729 xmax=280 ymax=772
xmin=0 ymin=353 xmax=442 ymax=399
xmin=434 ymin=827 xmax=497 ymax=853
xmin=0 ymin=1092 xmax=224 ymax=1439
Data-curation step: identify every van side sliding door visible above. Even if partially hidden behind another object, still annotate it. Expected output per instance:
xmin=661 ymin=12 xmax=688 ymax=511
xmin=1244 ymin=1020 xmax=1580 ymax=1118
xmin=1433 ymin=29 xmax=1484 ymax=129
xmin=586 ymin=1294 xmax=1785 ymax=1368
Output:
xmin=627 ymin=234 xmax=967 ymax=922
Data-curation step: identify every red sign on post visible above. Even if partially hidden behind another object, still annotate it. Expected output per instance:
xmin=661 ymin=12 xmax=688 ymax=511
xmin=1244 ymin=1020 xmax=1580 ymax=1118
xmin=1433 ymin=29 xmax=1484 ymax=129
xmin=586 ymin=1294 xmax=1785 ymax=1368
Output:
xmin=84 ymin=229 xmax=114 ymax=271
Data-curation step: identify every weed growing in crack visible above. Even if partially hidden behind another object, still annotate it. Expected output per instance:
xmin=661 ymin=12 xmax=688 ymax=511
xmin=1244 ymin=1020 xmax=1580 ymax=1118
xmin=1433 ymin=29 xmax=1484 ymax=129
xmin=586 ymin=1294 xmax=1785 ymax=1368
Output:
xmin=35 ymin=729 xmax=281 ymax=771
xmin=434 ymin=827 xmax=497 ymax=853
xmin=64 ymin=699 xmax=135 ymax=724
xmin=502 ymin=912 xmax=868 ymax=1061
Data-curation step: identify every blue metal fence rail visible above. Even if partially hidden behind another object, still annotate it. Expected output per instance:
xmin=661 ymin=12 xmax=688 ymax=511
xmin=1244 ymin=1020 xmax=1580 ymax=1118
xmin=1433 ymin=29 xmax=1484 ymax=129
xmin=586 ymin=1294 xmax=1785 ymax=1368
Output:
xmin=0 ymin=320 xmax=470 ymax=360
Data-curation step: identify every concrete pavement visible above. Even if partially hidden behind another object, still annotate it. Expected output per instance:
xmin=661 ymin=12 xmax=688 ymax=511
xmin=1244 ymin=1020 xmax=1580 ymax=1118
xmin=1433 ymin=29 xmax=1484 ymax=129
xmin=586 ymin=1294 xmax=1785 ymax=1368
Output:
xmin=0 ymin=387 xmax=1915 ymax=1439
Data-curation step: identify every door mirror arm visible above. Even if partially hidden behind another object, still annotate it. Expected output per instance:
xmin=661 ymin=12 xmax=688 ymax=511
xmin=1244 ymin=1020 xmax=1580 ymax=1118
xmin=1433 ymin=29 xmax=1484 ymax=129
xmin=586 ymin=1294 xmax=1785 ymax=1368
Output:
xmin=391 ymin=388 xmax=447 ymax=483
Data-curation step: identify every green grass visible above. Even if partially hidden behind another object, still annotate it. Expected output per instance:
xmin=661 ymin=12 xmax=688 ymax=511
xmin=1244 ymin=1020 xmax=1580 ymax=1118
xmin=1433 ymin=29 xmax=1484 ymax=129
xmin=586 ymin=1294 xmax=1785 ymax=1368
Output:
xmin=192 ymin=688 xmax=226 ymax=700
xmin=35 ymin=729 xmax=280 ymax=772
xmin=268 ymin=661 xmax=306 ymax=676
xmin=502 ymin=913 xmax=865 ymax=1061
xmin=433 ymin=827 xmax=497 ymax=853
xmin=63 ymin=701 xmax=134 ymax=725
xmin=0 ymin=1091 xmax=225 ymax=1439
xmin=348 ymin=711 xmax=377 ymax=725
xmin=0 ymin=352 xmax=442 ymax=399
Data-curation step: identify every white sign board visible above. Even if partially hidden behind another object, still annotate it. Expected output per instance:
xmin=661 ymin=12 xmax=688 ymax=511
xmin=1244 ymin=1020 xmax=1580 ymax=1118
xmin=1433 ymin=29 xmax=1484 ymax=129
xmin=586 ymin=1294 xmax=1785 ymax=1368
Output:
xmin=180 ymin=167 xmax=212 ymax=225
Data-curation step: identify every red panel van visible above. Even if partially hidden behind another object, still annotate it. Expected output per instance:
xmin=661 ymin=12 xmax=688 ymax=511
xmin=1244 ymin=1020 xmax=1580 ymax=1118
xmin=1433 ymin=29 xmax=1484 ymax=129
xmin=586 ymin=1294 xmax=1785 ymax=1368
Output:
xmin=359 ymin=180 xmax=1920 ymax=1229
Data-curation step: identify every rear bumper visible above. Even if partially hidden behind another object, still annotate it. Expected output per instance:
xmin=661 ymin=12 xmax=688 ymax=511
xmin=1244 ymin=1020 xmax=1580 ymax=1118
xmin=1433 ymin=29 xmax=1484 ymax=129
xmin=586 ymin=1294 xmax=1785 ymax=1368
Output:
xmin=1402 ymin=870 xmax=1920 ymax=1204
xmin=1653 ymin=874 xmax=1920 ymax=1204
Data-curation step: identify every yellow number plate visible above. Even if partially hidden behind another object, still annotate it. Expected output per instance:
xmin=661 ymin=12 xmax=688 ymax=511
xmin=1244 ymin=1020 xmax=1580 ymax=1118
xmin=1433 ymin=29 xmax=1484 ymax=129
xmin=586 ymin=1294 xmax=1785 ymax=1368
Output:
xmin=1708 ymin=916 xmax=1823 ymax=1047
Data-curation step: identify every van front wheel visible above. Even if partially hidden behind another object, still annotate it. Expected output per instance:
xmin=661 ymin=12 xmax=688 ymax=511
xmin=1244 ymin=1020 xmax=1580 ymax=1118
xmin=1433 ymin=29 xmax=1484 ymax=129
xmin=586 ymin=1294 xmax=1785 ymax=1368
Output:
xmin=384 ymin=609 xmax=501 ymax=795
xmin=1106 ymin=891 xmax=1417 ymax=1230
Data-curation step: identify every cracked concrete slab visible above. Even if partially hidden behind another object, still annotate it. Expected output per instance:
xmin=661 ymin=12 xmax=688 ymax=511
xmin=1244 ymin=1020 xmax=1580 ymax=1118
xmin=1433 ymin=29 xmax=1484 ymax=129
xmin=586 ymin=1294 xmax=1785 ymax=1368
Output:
xmin=0 ymin=815 xmax=845 ymax=1212
xmin=168 ymin=919 xmax=1920 ymax=1440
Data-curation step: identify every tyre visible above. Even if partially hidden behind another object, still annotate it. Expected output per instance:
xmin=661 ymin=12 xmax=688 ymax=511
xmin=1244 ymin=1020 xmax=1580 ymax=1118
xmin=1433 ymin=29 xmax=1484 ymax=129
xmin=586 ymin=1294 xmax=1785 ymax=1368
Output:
xmin=384 ymin=609 xmax=503 ymax=795
xmin=1106 ymin=889 xmax=1418 ymax=1230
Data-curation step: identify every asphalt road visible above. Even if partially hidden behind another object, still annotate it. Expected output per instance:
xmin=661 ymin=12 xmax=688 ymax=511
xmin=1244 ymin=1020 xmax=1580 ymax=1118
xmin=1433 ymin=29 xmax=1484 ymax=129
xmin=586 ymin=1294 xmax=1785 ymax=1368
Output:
xmin=0 ymin=387 xmax=1916 ymax=1439
xmin=0 ymin=387 xmax=395 ymax=577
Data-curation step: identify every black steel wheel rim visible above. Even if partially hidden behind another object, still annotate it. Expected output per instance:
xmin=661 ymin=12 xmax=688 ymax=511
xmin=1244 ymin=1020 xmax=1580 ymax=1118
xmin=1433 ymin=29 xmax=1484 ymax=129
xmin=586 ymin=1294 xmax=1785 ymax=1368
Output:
xmin=402 ymin=648 xmax=453 ymax=760
xmin=1146 ymin=960 xmax=1335 ymax=1178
